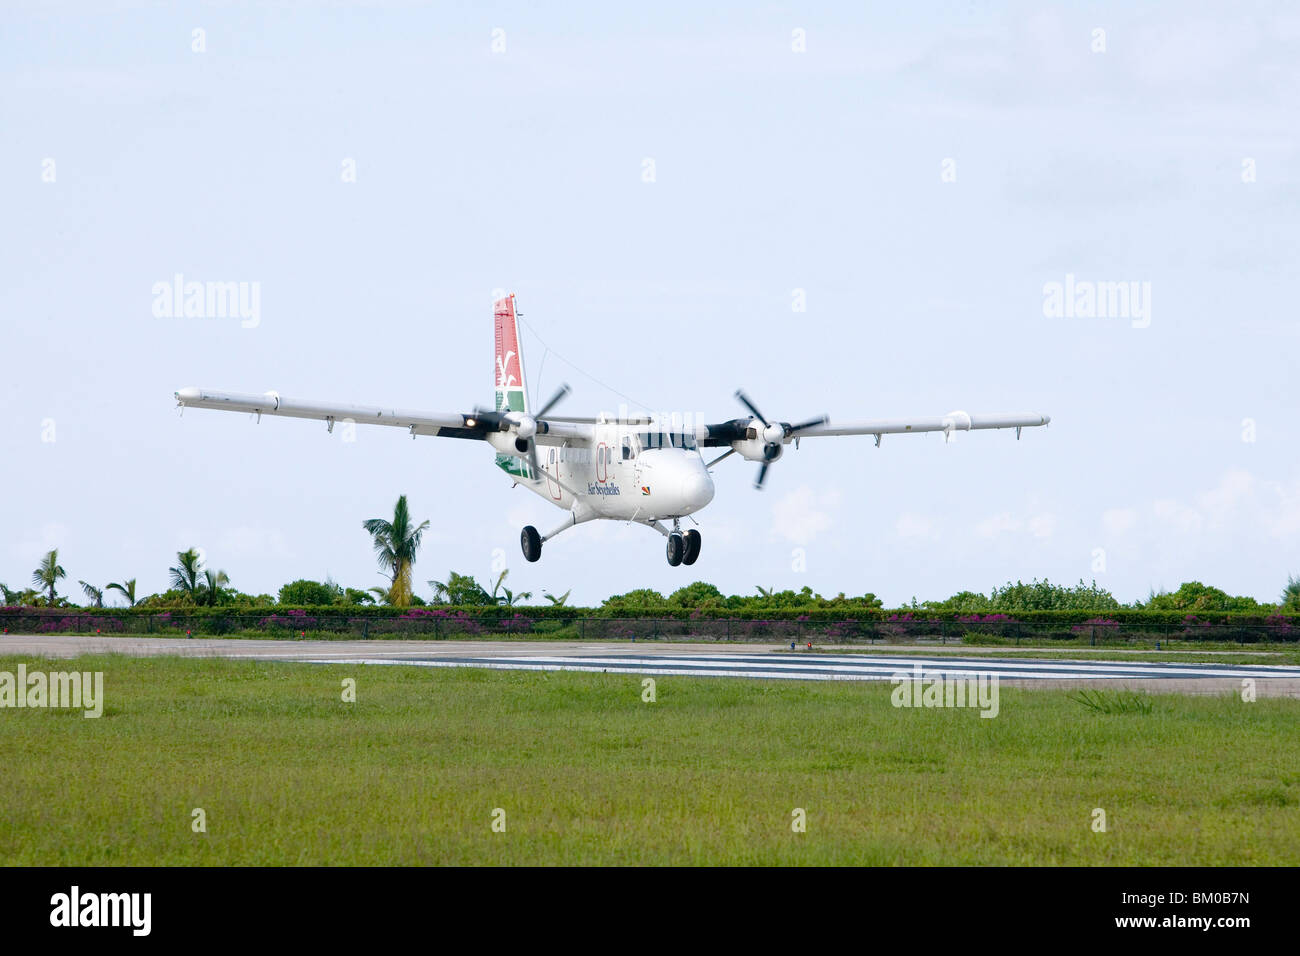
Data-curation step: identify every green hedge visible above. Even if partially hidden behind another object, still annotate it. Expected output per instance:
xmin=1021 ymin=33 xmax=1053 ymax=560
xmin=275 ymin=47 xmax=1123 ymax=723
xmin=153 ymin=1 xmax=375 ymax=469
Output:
xmin=4 ymin=604 xmax=1300 ymax=625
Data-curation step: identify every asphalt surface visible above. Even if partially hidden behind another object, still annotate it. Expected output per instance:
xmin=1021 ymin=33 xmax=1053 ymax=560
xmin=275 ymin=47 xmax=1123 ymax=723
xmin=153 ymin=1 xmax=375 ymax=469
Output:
xmin=4 ymin=635 xmax=1300 ymax=696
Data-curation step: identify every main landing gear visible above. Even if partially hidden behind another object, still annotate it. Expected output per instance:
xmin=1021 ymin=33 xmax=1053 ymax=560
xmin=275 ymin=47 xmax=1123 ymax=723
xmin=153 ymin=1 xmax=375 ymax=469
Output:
xmin=664 ymin=522 xmax=702 ymax=567
xmin=521 ymin=514 xmax=701 ymax=566
xmin=521 ymin=508 xmax=597 ymax=563
xmin=521 ymin=525 xmax=543 ymax=562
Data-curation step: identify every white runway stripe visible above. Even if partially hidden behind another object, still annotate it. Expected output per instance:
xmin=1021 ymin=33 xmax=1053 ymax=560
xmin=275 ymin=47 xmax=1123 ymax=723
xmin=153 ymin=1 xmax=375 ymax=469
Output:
xmin=483 ymin=653 xmax=1300 ymax=679
xmin=303 ymin=652 xmax=1300 ymax=683
xmin=310 ymin=659 xmax=934 ymax=681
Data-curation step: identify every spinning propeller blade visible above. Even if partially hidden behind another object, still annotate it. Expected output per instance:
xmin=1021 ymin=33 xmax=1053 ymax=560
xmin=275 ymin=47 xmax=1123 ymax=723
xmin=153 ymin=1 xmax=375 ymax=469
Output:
xmin=534 ymin=383 xmax=571 ymax=420
xmin=523 ymin=383 xmax=570 ymax=481
xmin=734 ymin=389 xmax=769 ymax=427
xmin=730 ymin=390 xmax=827 ymax=490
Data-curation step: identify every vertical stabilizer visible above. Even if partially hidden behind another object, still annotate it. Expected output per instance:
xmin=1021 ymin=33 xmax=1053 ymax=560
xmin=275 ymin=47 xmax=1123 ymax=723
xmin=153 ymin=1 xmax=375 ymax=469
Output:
xmin=494 ymin=293 xmax=528 ymax=414
xmin=493 ymin=294 xmax=531 ymax=479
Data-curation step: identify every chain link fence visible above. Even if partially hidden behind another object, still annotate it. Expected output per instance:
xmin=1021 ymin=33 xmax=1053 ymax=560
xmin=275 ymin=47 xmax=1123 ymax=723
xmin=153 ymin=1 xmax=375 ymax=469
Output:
xmin=1 ymin=609 xmax=1296 ymax=644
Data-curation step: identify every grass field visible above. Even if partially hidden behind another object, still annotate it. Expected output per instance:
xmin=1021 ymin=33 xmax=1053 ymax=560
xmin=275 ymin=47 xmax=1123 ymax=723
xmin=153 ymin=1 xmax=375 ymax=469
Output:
xmin=1 ymin=654 xmax=1297 ymax=865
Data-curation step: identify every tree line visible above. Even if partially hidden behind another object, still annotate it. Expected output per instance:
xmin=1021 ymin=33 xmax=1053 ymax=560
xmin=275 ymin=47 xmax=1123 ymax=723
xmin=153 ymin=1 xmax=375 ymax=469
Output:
xmin=4 ymin=495 xmax=1300 ymax=614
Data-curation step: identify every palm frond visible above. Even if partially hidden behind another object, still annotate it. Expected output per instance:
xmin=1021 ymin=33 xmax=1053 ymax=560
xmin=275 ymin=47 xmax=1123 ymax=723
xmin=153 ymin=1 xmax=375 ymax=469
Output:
xmin=78 ymin=581 xmax=104 ymax=607
xmin=106 ymin=579 xmax=138 ymax=607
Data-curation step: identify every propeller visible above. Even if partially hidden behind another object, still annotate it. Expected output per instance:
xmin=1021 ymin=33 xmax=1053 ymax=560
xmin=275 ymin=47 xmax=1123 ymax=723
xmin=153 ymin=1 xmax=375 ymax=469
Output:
xmin=522 ymin=383 xmax=570 ymax=478
xmin=733 ymin=389 xmax=827 ymax=489
xmin=467 ymin=383 xmax=571 ymax=481
xmin=533 ymin=383 xmax=571 ymax=420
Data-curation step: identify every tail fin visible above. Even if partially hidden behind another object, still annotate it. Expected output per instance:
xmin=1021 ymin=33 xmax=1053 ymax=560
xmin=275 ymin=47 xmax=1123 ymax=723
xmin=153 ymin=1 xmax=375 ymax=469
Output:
xmin=494 ymin=293 xmax=529 ymax=415
xmin=493 ymin=293 xmax=532 ymax=480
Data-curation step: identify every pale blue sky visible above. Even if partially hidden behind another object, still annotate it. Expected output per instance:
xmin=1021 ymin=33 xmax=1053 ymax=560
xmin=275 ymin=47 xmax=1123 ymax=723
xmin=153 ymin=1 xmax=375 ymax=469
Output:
xmin=3 ymin=1 xmax=1298 ymax=606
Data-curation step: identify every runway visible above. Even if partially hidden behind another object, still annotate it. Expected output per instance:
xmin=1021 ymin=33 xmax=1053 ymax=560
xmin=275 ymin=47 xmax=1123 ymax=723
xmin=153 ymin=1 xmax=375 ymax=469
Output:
xmin=308 ymin=650 xmax=1300 ymax=686
xmin=4 ymin=636 xmax=1300 ymax=695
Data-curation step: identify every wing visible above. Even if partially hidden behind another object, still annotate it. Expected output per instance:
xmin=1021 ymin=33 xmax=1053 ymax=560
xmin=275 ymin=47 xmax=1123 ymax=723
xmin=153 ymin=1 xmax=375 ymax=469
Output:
xmin=800 ymin=411 xmax=1051 ymax=442
xmin=174 ymin=387 xmax=593 ymax=443
xmin=698 ymin=406 xmax=1050 ymax=487
xmin=700 ymin=411 xmax=1049 ymax=446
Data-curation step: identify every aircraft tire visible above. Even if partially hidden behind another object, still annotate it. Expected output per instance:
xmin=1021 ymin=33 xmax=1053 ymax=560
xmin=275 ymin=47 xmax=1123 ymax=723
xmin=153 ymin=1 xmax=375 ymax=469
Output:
xmin=666 ymin=532 xmax=685 ymax=567
xmin=521 ymin=525 xmax=543 ymax=562
xmin=682 ymin=529 xmax=701 ymax=565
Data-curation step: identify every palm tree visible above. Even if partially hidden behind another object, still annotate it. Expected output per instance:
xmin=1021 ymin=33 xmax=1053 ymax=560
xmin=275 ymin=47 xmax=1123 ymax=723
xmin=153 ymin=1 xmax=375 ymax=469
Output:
xmin=367 ymin=586 xmax=391 ymax=605
xmin=32 ymin=549 xmax=66 ymax=605
xmin=169 ymin=548 xmax=204 ymax=603
xmin=362 ymin=495 xmax=429 ymax=608
xmin=2 ymin=583 xmax=39 ymax=605
xmin=543 ymin=589 xmax=571 ymax=607
xmin=106 ymin=578 xmax=138 ymax=607
xmin=491 ymin=570 xmax=531 ymax=607
xmin=200 ymin=568 xmax=230 ymax=607
xmin=79 ymin=581 xmax=104 ymax=608
xmin=429 ymin=572 xmax=492 ymax=605
xmin=1283 ymin=574 xmax=1300 ymax=611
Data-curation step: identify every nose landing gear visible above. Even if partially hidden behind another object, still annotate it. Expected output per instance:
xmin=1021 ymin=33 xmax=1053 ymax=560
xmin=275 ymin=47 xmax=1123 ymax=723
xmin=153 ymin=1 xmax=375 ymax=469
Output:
xmin=664 ymin=521 xmax=702 ymax=567
xmin=682 ymin=529 xmax=701 ymax=565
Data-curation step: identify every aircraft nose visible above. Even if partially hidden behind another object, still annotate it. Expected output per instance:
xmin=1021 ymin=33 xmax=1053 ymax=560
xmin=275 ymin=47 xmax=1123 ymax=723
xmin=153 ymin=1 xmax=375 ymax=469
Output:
xmin=684 ymin=467 xmax=714 ymax=510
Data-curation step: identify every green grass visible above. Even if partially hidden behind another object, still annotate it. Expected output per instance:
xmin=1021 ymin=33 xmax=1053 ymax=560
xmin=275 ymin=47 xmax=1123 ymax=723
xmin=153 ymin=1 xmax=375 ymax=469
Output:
xmin=1 ymin=654 xmax=1297 ymax=865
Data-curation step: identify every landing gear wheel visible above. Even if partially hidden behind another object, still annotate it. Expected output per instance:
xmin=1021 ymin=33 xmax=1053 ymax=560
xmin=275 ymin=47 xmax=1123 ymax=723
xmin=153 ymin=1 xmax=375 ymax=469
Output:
xmin=682 ymin=529 xmax=701 ymax=565
xmin=666 ymin=532 xmax=685 ymax=567
xmin=521 ymin=526 xmax=542 ymax=563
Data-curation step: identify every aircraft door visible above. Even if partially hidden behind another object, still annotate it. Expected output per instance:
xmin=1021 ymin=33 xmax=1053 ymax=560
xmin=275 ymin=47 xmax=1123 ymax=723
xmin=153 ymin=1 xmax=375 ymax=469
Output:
xmin=545 ymin=446 xmax=562 ymax=500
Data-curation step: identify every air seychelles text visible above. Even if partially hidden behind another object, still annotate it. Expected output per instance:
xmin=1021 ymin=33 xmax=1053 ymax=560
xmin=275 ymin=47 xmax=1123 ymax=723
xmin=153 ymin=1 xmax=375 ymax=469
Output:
xmin=0 ymin=665 xmax=103 ymax=718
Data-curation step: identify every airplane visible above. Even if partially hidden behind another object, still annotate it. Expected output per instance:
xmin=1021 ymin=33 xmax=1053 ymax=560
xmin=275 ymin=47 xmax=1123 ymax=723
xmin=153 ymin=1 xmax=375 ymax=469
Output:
xmin=175 ymin=294 xmax=1050 ymax=567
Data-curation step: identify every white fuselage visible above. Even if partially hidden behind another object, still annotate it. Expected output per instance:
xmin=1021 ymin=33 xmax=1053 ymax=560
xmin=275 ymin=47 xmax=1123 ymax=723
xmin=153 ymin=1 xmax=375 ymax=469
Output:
xmin=492 ymin=422 xmax=715 ymax=522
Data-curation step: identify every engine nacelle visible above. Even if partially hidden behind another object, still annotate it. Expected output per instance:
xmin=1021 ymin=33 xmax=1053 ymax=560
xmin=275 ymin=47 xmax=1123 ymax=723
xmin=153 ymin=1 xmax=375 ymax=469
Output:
xmin=506 ymin=412 xmax=537 ymax=440
xmin=732 ymin=434 xmax=784 ymax=464
xmin=487 ymin=431 xmax=525 ymax=457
